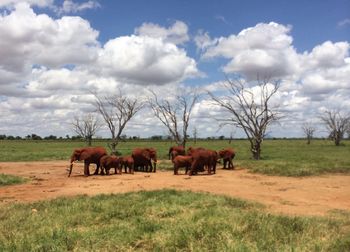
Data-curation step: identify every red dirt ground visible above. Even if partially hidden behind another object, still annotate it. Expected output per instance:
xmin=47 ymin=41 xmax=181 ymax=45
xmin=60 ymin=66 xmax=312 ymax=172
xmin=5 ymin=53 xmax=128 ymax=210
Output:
xmin=0 ymin=161 xmax=349 ymax=216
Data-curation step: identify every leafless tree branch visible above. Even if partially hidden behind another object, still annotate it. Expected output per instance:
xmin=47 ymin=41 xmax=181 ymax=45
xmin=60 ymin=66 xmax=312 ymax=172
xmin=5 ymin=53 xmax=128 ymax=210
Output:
xmin=72 ymin=113 xmax=101 ymax=146
xmin=320 ymin=110 xmax=350 ymax=146
xmin=148 ymin=88 xmax=199 ymax=147
xmin=209 ymin=76 xmax=281 ymax=160
xmin=302 ymin=122 xmax=316 ymax=145
xmin=93 ymin=90 xmax=144 ymax=154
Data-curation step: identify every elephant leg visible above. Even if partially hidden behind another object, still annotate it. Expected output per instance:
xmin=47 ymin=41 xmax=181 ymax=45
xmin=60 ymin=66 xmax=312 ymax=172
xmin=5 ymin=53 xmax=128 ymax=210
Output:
xmin=84 ymin=162 xmax=90 ymax=176
xmin=208 ymin=163 xmax=212 ymax=175
xmin=93 ymin=163 xmax=100 ymax=175
xmin=188 ymin=160 xmax=198 ymax=176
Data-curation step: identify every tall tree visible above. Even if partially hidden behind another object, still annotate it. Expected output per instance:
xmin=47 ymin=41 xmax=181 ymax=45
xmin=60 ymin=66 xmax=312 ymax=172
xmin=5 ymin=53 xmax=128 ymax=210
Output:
xmin=72 ymin=113 xmax=101 ymax=146
xmin=302 ymin=122 xmax=316 ymax=145
xmin=209 ymin=77 xmax=281 ymax=160
xmin=320 ymin=110 xmax=350 ymax=146
xmin=148 ymin=89 xmax=199 ymax=148
xmin=94 ymin=91 xmax=143 ymax=154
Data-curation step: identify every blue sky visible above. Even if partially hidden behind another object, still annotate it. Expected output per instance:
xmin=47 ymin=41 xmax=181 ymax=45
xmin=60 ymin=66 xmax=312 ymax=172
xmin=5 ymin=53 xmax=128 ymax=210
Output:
xmin=77 ymin=0 xmax=350 ymax=50
xmin=0 ymin=0 xmax=349 ymax=138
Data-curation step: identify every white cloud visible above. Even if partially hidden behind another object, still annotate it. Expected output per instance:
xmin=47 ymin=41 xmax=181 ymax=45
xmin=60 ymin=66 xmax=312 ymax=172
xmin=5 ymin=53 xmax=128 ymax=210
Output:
xmin=97 ymin=35 xmax=199 ymax=85
xmin=0 ymin=0 xmax=100 ymax=14
xmin=302 ymin=41 xmax=349 ymax=69
xmin=0 ymin=0 xmax=54 ymax=8
xmin=0 ymin=2 xmax=99 ymax=88
xmin=55 ymin=0 xmax=100 ymax=15
xmin=135 ymin=20 xmax=189 ymax=45
xmin=199 ymin=22 xmax=299 ymax=79
xmin=338 ymin=18 xmax=350 ymax=28
xmin=194 ymin=30 xmax=217 ymax=52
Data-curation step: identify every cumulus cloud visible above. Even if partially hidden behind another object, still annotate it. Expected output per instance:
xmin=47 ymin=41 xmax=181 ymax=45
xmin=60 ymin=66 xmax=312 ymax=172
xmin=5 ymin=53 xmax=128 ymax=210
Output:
xmin=135 ymin=20 xmax=190 ymax=45
xmin=97 ymin=35 xmax=199 ymax=85
xmin=0 ymin=2 xmax=99 ymax=90
xmin=199 ymin=22 xmax=299 ymax=79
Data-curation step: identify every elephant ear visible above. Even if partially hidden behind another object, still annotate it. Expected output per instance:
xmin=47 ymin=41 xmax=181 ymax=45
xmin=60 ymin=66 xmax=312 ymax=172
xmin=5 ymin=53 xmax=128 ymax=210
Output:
xmin=79 ymin=150 xmax=90 ymax=161
xmin=142 ymin=150 xmax=151 ymax=160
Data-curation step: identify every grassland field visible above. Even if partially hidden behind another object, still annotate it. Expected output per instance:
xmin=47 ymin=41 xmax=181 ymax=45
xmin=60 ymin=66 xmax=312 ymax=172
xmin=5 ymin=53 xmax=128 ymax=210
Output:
xmin=0 ymin=139 xmax=349 ymax=251
xmin=1 ymin=138 xmax=350 ymax=176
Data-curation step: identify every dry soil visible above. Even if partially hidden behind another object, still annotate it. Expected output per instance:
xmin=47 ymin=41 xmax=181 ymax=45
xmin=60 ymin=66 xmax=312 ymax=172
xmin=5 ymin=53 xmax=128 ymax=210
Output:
xmin=0 ymin=161 xmax=349 ymax=216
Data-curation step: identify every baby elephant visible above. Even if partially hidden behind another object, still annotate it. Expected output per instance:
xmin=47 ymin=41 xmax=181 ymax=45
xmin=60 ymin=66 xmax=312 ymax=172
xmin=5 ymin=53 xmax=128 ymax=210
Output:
xmin=100 ymin=155 xmax=122 ymax=175
xmin=119 ymin=156 xmax=134 ymax=174
xmin=173 ymin=155 xmax=193 ymax=175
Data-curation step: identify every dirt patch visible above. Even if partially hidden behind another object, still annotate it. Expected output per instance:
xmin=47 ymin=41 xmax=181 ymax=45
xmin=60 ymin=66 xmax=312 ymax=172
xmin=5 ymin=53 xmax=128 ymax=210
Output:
xmin=0 ymin=161 xmax=349 ymax=216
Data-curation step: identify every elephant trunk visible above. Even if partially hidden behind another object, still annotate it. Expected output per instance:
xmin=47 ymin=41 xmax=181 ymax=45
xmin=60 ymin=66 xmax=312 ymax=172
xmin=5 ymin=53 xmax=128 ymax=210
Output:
xmin=153 ymin=159 xmax=157 ymax=172
xmin=68 ymin=163 xmax=73 ymax=177
xmin=68 ymin=156 xmax=76 ymax=177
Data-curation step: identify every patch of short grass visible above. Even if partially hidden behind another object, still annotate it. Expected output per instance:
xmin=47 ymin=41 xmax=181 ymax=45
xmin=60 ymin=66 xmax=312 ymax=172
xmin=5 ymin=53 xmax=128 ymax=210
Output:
xmin=0 ymin=174 xmax=27 ymax=186
xmin=0 ymin=189 xmax=349 ymax=251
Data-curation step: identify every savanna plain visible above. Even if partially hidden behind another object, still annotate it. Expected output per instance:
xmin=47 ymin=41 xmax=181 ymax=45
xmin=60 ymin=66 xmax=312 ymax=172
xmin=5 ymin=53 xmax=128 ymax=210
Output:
xmin=0 ymin=139 xmax=349 ymax=251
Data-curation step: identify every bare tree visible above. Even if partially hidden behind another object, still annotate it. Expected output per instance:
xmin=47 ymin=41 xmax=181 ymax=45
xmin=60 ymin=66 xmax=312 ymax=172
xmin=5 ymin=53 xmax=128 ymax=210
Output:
xmin=320 ymin=110 xmax=350 ymax=146
xmin=148 ymin=89 xmax=199 ymax=148
xmin=94 ymin=91 xmax=144 ymax=154
xmin=302 ymin=122 xmax=316 ymax=145
xmin=228 ymin=130 xmax=235 ymax=144
xmin=72 ymin=113 xmax=101 ymax=146
xmin=209 ymin=77 xmax=281 ymax=160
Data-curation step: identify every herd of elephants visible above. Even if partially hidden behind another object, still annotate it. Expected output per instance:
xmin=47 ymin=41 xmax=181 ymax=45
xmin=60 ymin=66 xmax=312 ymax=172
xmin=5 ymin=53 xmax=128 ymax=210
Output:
xmin=68 ymin=146 xmax=236 ymax=177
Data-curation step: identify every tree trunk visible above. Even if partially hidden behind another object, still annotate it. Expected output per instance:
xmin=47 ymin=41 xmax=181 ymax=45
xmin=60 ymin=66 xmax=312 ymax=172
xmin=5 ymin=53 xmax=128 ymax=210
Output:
xmin=87 ymin=136 xmax=92 ymax=146
xmin=181 ymin=138 xmax=186 ymax=148
xmin=251 ymin=140 xmax=261 ymax=160
xmin=307 ymin=137 xmax=311 ymax=145
xmin=335 ymin=137 xmax=340 ymax=146
xmin=109 ymin=140 xmax=118 ymax=155
xmin=334 ymin=131 xmax=341 ymax=146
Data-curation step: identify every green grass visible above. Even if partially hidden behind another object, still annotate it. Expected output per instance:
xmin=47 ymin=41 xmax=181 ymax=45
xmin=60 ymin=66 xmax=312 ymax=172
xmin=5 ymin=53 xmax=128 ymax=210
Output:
xmin=0 ymin=189 xmax=349 ymax=251
xmin=0 ymin=174 xmax=27 ymax=186
xmin=0 ymin=139 xmax=350 ymax=176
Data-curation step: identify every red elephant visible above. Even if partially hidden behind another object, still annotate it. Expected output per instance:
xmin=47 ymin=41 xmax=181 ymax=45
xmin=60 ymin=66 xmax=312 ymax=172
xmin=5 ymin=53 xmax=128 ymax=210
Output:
xmin=100 ymin=155 xmax=122 ymax=175
xmin=173 ymin=155 xmax=193 ymax=175
xmin=188 ymin=148 xmax=218 ymax=176
xmin=168 ymin=146 xmax=186 ymax=160
xmin=132 ymin=148 xmax=157 ymax=172
xmin=118 ymin=155 xmax=134 ymax=174
xmin=69 ymin=147 xmax=107 ymax=177
xmin=218 ymin=148 xmax=236 ymax=169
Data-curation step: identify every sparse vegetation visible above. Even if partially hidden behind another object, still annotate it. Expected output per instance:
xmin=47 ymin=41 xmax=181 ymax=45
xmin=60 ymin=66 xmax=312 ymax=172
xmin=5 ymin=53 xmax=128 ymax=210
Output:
xmin=0 ymin=190 xmax=348 ymax=251
xmin=0 ymin=174 xmax=27 ymax=186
